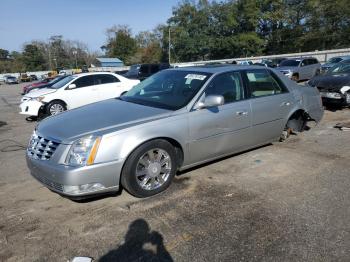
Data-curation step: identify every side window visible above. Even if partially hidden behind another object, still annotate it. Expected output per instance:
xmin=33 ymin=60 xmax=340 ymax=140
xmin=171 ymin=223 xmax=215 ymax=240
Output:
xmin=73 ymin=75 xmax=95 ymax=88
xmin=205 ymin=72 xmax=244 ymax=104
xmin=94 ymin=74 xmax=119 ymax=85
xmin=301 ymin=59 xmax=308 ymax=66
xmin=244 ymin=69 xmax=287 ymax=98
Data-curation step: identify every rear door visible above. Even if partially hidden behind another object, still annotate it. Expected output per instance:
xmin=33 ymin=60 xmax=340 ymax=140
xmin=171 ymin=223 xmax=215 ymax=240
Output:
xmin=63 ymin=75 xmax=98 ymax=109
xmin=242 ymin=69 xmax=293 ymax=145
xmin=94 ymin=74 xmax=123 ymax=101
xmin=188 ymin=71 xmax=252 ymax=164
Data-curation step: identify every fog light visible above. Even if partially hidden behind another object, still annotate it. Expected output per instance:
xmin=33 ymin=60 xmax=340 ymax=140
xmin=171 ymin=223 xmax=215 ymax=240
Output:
xmin=63 ymin=183 xmax=105 ymax=194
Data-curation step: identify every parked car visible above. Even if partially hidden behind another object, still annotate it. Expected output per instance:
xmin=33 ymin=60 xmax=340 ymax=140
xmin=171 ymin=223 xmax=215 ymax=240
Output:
xmin=277 ymin=57 xmax=321 ymax=81
xmin=320 ymin=55 xmax=350 ymax=74
xmin=20 ymin=72 xmax=139 ymax=118
xmin=261 ymin=57 xmax=287 ymax=68
xmin=20 ymin=73 xmax=31 ymax=82
xmin=124 ymin=63 xmax=170 ymax=81
xmin=25 ymin=66 xmax=323 ymax=199
xmin=22 ymin=75 xmax=68 ymax=95
xmin=5 ymin=75 xmax=18 ymax=84
xmin=238 ymin=60 xmax=253 ymax=65
xmin=308 ymin=59 xmax=350 ymax=107
xmin=30 ymin=75 xmax=38 ymax=81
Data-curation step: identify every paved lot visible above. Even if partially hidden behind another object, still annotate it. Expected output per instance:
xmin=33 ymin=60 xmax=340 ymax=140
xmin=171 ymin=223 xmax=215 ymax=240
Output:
xmin=0 ymin=83 xmax=349 ymax=261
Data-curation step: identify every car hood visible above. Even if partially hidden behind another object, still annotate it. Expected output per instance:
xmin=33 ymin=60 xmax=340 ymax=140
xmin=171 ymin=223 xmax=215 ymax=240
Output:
xmin=277 ymin=66 xmax=297 ymax=72
xmin=309 ymin=74 xmax=350 ymax=91
xmin=37 ymin=99 xmax=173 ymax=143
xmin=31 ymin=82 xmax=47 ymax=87
xmin=24 ymin=88 xmax=57 ymax=98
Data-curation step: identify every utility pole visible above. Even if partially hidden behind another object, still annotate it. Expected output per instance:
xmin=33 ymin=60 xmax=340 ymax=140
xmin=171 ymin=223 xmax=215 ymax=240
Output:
xmin=168 ymin=27 xmax=171 ymax=64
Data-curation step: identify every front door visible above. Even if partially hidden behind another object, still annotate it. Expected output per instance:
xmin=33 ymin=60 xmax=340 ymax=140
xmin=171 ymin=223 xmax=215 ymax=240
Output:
xmin=64 ymin=75 xmax=98 ymax=109
xmin=188 ymin=71 xmax=252 ymax=164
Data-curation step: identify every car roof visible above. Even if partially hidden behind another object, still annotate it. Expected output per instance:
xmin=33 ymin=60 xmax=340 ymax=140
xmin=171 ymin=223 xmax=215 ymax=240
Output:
xmin=169 ymin=65 xmax=265 ymax=74
xmin=73 ymin=72 xmax=116 ymax=77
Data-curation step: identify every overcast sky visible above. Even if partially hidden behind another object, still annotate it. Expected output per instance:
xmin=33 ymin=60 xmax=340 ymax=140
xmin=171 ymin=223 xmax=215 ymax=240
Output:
xmin=0 ymin=0 xmax=180 ymax=52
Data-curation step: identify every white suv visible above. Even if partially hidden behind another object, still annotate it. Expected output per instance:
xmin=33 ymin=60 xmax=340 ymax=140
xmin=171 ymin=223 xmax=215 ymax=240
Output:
xmin=20 ymin=72 xmax=139 ymax=118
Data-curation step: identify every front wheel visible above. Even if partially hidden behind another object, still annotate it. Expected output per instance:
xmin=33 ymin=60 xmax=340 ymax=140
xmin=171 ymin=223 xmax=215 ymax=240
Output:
xmin=121 ymin=139 xmax=177 ymax=198
xmin=46 ymin=100 xmax=66 ymax=116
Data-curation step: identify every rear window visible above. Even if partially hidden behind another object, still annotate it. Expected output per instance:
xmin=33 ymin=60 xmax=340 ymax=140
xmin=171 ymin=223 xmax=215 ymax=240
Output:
xmin=280 ymin=60 xmax=300 ymax=67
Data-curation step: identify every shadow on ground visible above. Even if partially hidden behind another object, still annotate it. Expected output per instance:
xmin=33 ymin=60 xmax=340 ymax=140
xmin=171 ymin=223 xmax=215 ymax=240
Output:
xmin=99 ymin=219 xmax=173 ymax=262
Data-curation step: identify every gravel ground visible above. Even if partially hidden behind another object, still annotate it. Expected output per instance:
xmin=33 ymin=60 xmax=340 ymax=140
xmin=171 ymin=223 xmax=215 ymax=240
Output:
xmin=0 ymin=83 xmax=349 ymax=262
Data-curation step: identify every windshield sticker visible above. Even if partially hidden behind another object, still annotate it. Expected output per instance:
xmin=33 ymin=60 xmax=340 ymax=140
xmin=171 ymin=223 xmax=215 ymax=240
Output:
xmin=185 ymin=74 xmax=207 ymax=80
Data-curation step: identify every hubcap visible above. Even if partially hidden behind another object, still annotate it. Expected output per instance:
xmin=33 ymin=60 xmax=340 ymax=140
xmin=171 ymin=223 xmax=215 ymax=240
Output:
xmin=136 ymin=148 xmax=172 ymax=191
xmin=49 ymin=104 xmax=64 ymax=115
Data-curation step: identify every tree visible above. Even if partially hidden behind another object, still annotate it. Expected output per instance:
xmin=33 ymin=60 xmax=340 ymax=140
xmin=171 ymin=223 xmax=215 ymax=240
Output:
xmin=0 ymin=49 xmax=9 ymax=60
xmin=21 ymin=44 xmax=46 ymax=71
xmin=104 ymin=25 xmax=137 ymax=64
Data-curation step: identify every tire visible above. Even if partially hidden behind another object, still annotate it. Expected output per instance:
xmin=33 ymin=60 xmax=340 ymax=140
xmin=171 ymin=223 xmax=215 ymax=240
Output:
xmin=121 ymin=139 xmax=177 ymax=198
xmin=291 ymin=74 xmax=299 ymax=82
xmin=46 ymin=100 xmax=66 ymax=116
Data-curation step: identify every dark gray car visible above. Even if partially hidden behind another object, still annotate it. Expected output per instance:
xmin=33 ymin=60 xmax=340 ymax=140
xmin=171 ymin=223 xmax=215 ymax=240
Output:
xmin=26 ymin=66 xmax=323 ymax=199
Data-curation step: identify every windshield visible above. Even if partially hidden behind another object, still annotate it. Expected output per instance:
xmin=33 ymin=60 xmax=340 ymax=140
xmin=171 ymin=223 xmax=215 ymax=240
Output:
xmin=279 ymin=60 xmax=300 ymax=67
xmin=48 ymin=76 xmax=65 ymax=84
xmin=121 ymin=70 xmax=212 ymax=110
xmin=328 ymin=63 xmax=350 ymax=75
xmin=328 ymin=57 xmax=342 ymax=64
xmin=49 ymin=75 xmax=76 ymax=89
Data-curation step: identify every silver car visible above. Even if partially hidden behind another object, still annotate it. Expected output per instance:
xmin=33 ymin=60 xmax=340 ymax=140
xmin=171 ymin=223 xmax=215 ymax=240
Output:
xmin=26 ymin=66 xmax=323 ymax=198
xmin=277 ymin=57 xmax=321 ymax=81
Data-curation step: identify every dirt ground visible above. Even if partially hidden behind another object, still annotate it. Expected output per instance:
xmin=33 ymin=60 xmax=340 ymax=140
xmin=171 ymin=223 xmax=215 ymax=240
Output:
xmin=0 ymin=82 xmax=349 ymax=261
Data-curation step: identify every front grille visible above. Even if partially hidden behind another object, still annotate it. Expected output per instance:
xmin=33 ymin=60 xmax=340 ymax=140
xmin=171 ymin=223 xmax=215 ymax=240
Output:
xmin=32 ymin=172 xmax=63 ymax=192
xmin=27 ymin=134 xmax=60 ymax=161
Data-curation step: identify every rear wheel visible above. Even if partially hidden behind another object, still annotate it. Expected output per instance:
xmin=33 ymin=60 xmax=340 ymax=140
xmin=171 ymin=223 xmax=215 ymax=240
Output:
xmin=121 ymin=139 xmax=177 ymax=198
xmin=46 ymin=100 xmax=66 ymax=116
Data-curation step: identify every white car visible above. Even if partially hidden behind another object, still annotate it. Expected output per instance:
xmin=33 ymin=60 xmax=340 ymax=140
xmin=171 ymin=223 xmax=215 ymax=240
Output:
xmin=20 ymin=72 xmax=139 ymax=118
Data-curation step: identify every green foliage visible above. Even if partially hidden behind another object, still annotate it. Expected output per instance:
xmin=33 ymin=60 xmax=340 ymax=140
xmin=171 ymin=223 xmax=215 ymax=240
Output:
xmin=104 ymin=25 xmax=137 ymax=64
xmin=0 ymin=49 xmax=9 ymax=60
xmin=21 ymin=44 xmax=46 ymax=71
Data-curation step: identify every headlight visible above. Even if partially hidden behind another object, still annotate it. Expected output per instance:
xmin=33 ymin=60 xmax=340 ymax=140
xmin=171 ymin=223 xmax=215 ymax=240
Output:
xmin=31 ymin=96 xmax=45 ymax=102
xmin=66 ymin=135 xmax=101 ymax=167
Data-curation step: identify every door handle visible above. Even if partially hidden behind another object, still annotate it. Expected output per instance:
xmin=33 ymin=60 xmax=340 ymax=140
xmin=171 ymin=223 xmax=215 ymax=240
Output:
xmin=236 ymin=111 xmax=248 ymax=116
xmin=281 ymin=101 xmax=291 ymax=106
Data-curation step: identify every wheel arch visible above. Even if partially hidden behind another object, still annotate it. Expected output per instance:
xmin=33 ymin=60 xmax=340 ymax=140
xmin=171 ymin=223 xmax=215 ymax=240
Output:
xmin=285 ymin=108 xmax=310 ymax=132
xmin=121 ymin=136 xmax=185 ymax=172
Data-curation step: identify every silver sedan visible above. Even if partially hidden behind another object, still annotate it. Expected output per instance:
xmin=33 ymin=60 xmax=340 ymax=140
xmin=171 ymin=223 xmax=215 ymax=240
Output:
xmin=26 ymin=66 xmax=324 ymax=198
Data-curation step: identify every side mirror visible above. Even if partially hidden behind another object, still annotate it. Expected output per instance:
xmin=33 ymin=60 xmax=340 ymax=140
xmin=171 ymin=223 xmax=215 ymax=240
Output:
xmin=194 ymin=95 xmax=224 ymax=110
xmin=68 ymin=83 xmax=76 ymax=89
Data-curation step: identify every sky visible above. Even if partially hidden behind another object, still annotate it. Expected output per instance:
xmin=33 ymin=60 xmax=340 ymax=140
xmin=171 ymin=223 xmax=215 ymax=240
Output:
xmin=0 ymin=0 xmax=180 ymax=52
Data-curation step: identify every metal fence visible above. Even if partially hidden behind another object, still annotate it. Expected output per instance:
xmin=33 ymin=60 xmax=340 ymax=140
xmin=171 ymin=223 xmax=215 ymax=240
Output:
xmin=172 ymin=47 xmax=350 ymax=67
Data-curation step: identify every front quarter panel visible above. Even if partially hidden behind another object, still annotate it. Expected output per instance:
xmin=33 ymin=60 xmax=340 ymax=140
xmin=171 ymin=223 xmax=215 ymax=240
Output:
xmin=94 ymin=113 xmax=189 ymax=165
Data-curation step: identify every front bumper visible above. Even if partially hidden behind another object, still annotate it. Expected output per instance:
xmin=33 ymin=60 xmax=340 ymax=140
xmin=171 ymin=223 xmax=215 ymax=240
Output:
xmin=319 ymin=92 xmax=350 ymax=106
xmin=19 ymin=100 xmax=43 ymax=116
xmin=26 ymin=154 xmax=124 ymax=197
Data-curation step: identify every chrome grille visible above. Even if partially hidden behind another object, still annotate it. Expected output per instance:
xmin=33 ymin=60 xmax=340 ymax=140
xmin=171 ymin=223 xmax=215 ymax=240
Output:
xmin=27 ymin=134 xmax=59 ymax=160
